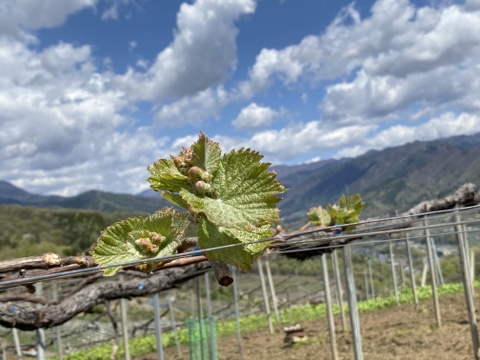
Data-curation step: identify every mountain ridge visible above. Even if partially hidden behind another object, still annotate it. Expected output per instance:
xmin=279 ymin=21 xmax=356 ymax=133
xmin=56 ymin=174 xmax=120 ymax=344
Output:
xmin=1 ymin=133 xmax=480 ymax=222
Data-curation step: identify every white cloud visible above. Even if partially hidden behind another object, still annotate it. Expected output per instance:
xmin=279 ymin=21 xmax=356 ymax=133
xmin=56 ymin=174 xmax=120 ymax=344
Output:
xmin=466 ymin=0 xmax=480 ymax=11
xmin=128 ymin=40 xmax=137 ymax=52
xmin=244 ymin=121 xmax=373 ymax=164
xmin=0 ymin=0 xmax=259 ymax=195
xmin=335 ymin=112 xmax=480 ymax=159
xmin=101 ymin=2 xmax=119 ymax=20
xmin=0 ymin=0 xmax=97 ymax=40
xmin=0 ymin=34 xmax=167 ymax=195
xmin=155 ymin=86 xmax=230 ymax=127
xmin=2 ymin=0 xmax=480 ymax=197
xmin=239 ymin=0 xmax=480 ymax=127
xmin=232 ymin=103 xmax=281 ymax=131
xmin=132 ymin=0 xmax=255 ymax=100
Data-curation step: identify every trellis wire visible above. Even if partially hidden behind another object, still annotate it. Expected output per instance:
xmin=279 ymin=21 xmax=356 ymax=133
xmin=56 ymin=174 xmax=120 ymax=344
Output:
xmin=1 ymin=205 xmax=480 ymax=360
xmin=2 ymin=205 xmax=480 ymax=289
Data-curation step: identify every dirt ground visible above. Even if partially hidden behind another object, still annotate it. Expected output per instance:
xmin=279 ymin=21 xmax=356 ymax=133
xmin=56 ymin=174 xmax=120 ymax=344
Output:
xmin=138 ymin=293 xmax=479 ymax=360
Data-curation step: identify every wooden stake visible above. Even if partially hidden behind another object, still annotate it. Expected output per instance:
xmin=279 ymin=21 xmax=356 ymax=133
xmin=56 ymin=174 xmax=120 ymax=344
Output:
xmin=152 ymin=293 xmax=164 ymax=360
xmin=321 ymin=254 xmax=338 ymax=360
xmin=119 ymin=276 xmax=131 ymax=360
xmin=405 ymin=233 xmax=418 ymax=306
xmin=455 ymin=211 xmax=480 ymax=359
xmin=265 ymin=258 xmax=280 ymax=324
xmin=424 ymin=221 xmax=441 ymax=327
xmin=343 ymin=246 xmax=363 ymax=360
xmin=257 ymin=258 xmax=274 ymax=334
xmin=389 ymin=241 xmax=398 ymax=304
xmin=231 ymin=268 xmax=243 ymax=360
xmin=332 ymin=250 xmax=347 ymax=332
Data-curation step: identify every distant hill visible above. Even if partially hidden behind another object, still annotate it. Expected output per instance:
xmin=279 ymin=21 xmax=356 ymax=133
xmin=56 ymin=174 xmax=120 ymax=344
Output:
xmin=1 ymin=133 xmax=480 ymax=223
xmin=0 ymin=182 xmax=169 ymax=213
xmin=276 ymin=133 xmax=480 ymax=224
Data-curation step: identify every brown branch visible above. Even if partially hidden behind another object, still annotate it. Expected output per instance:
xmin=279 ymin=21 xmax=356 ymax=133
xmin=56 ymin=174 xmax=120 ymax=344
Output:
xmin=0 ymin=261 xmax=211 ymax=330
xmin=0 ymin=295 xmax=49 ymax=305
xmin=275 ymin=183 xmax=480 ymax=260
xmin=0 ymin=253 xmax=62 ymax=273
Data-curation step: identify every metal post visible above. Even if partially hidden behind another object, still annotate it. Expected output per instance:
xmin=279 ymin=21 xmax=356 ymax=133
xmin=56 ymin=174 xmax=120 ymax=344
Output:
xmin=455 ymin=211 xmax=480 ymax=359
xmin=265 ymin=258 xmax=280 ymax=324
xmin=363 ymin=270 xmax=369 ymax=300
xmin=332 ymin=250 xmax=347 ymax=332
xmin=232 ymin=268 xmax=243 ymax=360
xmin=204 ymin=272 xmax=216 ymax=360
xmin=471 ymin=250 xmax=476 ymax=287
xmin=120 ymin=289 xmax=131 ymax=360
xmin=389 ymin=241 xmax=399 ymax=304
xmin=424 ymin=220 xmax=442 ymax=327
xmin=36 ymin=282 xmax=46 ymax=360
xmin=195 ymin=277 xmax=205 ymax=360
xmin=368 ymin=259 xmax=375 ymax=299
xmin=12 ymin=328 xmax=22 ymax=360
xmin=399 ymin=260 xmax=406 ymax=288
xmin=464 ymin=223 xmax=475 ymax=293
xmin=52 ymin=283 xmax=63 ymax=360
xmin=321 ymin=254 xmax=338 ymax=360
xmin=1 ymin=341 xmax=5 ymax=360
xmin=431 ymin=238 xmax=445 ymax=285
xmin=166 ymin=294 xmax=182 ymax=357
xmin=153 ymin=293 xmax=164 ymax=360
xmin=257 ymin=258 xmax=274 ymax=334
xmin=405 ymin=233 xmax=418 ymax=306
xmin=343 ymin=245 xmax=363 ymax=360
xmin=421 ymin=263 xmax=428 ymax=287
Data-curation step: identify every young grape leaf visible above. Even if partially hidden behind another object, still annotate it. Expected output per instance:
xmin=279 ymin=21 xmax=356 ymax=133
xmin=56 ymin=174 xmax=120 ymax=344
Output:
xmin=147 ymin=158 xmax=190 ymax=193
xmin=330 ymin=193 xmax=365 ymax=230
xmin=197 ymin=215 xmax=273 ymax=271
xmin=91 ymin=209 xmax=189 ymax=276
xmin=189 ymin=132 xmax=221 ymax=177
xmin=147 ymin=133 xmax=286 ymax=271
xmin=180 ymin=148 xmax=284 ymax=229
xmin=307 ymin=205 xmax=334 ymax=227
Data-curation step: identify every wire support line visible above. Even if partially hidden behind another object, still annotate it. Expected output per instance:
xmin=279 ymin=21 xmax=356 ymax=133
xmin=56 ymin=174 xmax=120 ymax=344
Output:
xmin=1 ymin=204 xmax=479 ymax=289
xmin=272 ymin=217 xmax=480 ymax=250
xmin=276 ymin=225 xmax=480 ymax=256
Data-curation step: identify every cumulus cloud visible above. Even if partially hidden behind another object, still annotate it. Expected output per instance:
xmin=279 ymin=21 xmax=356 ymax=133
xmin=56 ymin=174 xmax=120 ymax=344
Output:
xmin=0 ymin=33 xmax=163 ymax=195
xmin=155 ymin=86 xmax=230 ymax=127
xmin=232 ymin=103 xmax=281 ymax=131
xmin=3 ymin=0 xmax=480 ymax=197
xmin=135 ymin=0 xmax=255 ymax=100
xmin=0 ymin=0 xmax=97 ymax=40
xmin=243 ymin=121 xmax=374 ymax=164
xmin=336 ymin=112 xmax=480 ymax=159
xmin=239 ymin=0 xmax=480 ymax=126
xmin=0 ymin=0 xmax=256 ymax=195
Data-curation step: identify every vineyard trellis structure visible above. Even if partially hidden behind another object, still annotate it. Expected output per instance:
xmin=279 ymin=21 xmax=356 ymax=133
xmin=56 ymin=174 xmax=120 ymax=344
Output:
xmin=0 ymin=183 xmax=480 ymax=359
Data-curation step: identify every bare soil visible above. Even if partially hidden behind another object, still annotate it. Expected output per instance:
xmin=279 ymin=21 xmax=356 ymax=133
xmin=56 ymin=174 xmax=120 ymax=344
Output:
xmin=138 ymin=293 xmax=479 ymax=360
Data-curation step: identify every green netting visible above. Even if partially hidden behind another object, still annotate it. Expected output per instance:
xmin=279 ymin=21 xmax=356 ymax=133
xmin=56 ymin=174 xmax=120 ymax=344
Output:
xmin=187 ymin=317 xmax=218 ymax=360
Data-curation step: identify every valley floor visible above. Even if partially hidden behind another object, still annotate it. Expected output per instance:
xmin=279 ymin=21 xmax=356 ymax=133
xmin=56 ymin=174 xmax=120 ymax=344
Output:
xmin=139 ymin=293 xmax=477 ymax=360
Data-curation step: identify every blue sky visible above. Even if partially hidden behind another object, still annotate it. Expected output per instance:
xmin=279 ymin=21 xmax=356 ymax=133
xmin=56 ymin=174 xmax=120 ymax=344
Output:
xmin=1 ymin=0 xmax=480 ymax=196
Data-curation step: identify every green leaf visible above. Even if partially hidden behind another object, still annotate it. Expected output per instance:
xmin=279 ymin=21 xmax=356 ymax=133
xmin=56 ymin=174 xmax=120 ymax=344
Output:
xmin=333 ymin=194 xmax=365 ymax=230
xmin=147 ymin=158 xmax=190 ymax=193
xmin=91 ymin=209 xmax=189 ymax=276
xmin=307 ymin=205 xmax=334 ymax=227
xmin=197 ymin=215 xmax=273 ymax=271
xmin=186 ymin=148 xmax=285 ymax=269
xmin=181 ymin=148 xmax=285 ymax=229
xmin=190 ymin=132 xmax=221 ymax=177
xmin=338 ymin=193 xmax=364 ymax=214
xmin=146 ymin=133 xmax=286 ymax=272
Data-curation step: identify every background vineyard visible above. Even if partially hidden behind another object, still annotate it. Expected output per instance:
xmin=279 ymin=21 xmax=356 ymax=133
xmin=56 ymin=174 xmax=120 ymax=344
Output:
xmin=1 ymin=201 xmax=480 ymax=359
